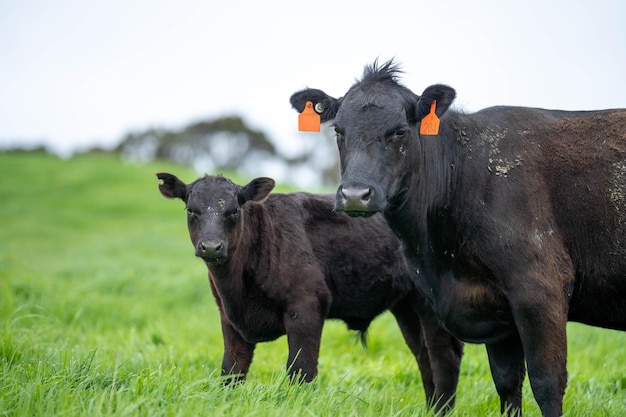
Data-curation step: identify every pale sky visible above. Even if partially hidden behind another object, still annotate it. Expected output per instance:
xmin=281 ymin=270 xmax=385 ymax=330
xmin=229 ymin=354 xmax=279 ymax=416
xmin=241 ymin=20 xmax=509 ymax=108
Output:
xmin=1 ymin=0 xmax=625 ymax=158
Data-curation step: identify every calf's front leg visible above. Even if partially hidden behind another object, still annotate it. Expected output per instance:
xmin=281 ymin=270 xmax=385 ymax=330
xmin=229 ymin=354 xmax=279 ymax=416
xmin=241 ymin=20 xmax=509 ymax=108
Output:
xmin=220 ymin=317 xmax=256 ymax=384
xmin=210 ymin=278 xmax=255 ymax=384
xmin=391 ymin=295 xmax=463 ymax=414
xmin=283 ymin=298 xmax=326 ymax=382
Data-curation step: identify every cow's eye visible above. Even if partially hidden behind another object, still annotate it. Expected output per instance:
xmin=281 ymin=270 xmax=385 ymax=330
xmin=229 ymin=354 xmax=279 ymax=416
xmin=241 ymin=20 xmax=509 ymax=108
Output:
xmin=335 ymin=128 xmax=345 ymax=147
xmin=393 ymin=127 xmax=408 ymax=138
xmin=186 ymin=207 xmax=196 ymax=217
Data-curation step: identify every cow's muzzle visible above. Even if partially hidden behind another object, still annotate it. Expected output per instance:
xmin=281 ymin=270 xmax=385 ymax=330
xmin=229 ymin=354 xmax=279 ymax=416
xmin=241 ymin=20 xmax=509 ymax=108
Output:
xmin=195 ymin=238 xmax=228 ymax=263
xmin=335 ymin=184 xmax=376 ymax=217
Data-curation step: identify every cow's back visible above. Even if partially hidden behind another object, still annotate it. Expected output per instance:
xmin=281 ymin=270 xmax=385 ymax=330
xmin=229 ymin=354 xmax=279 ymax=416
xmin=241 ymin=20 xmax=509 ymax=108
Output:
xmin=541 ymin=110 xmax=626 ymax=266
xmin=454 ymin=107 xmax=626 ymax=329
xmin=540 ymin=109 xmax=626 ymax=327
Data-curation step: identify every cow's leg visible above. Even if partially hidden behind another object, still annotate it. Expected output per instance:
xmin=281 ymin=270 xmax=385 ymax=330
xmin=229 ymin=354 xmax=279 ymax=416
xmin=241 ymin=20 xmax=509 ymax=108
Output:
xmin=403 ymin=295 xmax=463 ymax=414
xmin=283 ymin=297 xmax=326 ymax=383
xmin=220 ymin=316 xmax=256 ymax=384
xmin=503 ymin=247 xmax=572 ymax=417
xmin=522 ymin=325 xmax=567 ymax=417
xmin=511 ymin=290 xmax=569 ymax=417
xmin=496 ymin=298 xmax=568 ymax=417
xmin=485 ymin=335 xmax=525 ymax=416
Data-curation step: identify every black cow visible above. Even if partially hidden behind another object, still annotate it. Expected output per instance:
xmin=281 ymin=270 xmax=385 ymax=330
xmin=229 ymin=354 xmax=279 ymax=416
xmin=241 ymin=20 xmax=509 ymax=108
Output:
xmin=157 ymin=172 xmax=463 ymax=412
xmin=290 ymin=59 xmax=626 ymax=417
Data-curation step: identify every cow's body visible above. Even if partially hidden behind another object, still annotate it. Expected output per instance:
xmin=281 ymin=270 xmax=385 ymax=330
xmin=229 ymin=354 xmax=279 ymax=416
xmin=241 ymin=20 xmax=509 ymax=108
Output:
xmin=290 ymin=60 xmax=626 ymax=417
xmin=157 ymin=173 xmax=463 ymax=412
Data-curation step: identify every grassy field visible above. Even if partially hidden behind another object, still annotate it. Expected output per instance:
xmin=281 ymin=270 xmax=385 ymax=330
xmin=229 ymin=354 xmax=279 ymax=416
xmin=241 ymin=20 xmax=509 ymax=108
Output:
xmin=0 ymin=151 xmax=625 ymax=416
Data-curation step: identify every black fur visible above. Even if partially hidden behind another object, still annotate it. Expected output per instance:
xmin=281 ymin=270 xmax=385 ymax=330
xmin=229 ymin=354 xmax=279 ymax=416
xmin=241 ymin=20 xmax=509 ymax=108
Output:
xmin=290 ymin=59 xmax=626 ymax=417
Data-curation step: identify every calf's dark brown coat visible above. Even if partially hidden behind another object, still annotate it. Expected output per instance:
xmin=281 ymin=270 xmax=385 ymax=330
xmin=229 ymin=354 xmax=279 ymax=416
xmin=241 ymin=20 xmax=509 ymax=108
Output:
xmin=157 ymin=172 xmax=462 ymax=412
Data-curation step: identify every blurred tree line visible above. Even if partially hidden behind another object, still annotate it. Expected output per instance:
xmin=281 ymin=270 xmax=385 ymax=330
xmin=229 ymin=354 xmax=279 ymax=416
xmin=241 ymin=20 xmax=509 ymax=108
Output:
xmin=114 ymin=115 xmax=339 ymax=188
xmin=1 ymin=115 xmax=339 ymax=188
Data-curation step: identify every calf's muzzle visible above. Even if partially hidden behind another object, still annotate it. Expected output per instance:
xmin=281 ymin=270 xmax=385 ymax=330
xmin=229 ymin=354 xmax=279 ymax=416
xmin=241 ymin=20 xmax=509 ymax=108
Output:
xmin=196 ymin=238 xmax=227 ymax=262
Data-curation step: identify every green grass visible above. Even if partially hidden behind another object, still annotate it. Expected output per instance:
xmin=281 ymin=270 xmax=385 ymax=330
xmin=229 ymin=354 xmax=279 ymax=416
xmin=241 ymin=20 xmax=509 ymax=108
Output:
xmin=1 ymin=151 xmax=625 ymax=416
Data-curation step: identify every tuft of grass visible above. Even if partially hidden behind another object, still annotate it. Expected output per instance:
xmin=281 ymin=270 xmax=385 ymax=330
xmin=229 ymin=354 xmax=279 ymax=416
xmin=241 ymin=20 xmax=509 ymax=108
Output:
xmin=1 ymin=152 xmax=625 ymax=416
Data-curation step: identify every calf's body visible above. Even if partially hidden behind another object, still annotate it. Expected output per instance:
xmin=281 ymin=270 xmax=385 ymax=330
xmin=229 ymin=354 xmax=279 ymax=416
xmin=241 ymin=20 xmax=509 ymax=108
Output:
xmin=157 ymin=173 xmax=462 ymax=412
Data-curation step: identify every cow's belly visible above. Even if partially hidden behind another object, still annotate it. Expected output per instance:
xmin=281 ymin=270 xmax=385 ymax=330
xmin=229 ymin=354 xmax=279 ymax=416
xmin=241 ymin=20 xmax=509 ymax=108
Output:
xmin=430 ymin=273 xmax=516 ymax=344
xmin=568 ymin=280 xmax=626 ymax=331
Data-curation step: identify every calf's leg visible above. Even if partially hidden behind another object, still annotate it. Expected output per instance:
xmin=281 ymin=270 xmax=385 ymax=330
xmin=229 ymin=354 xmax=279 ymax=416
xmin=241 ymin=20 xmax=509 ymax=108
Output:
xmin=283 ymin=297 xmax=326 ymax=382
xmin=220 ymin=317 xmax=256 ymax=384
xmin=390 ymin=300 xmax=434 ymax=400
xmin=209 ymin=278 xmax=255 ymax=384
xmin=395 ymin=295 xmax=463 ymax=414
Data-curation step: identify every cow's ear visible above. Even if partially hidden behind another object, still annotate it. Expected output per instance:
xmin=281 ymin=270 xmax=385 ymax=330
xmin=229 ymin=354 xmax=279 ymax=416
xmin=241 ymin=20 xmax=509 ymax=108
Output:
xmin=414 ymin=84 xmax=456 ymax=121
xmin=290 ymin=88 xmax=341 ymax=123
xmin=239 ymin=177 xmax=275 ymax=204
xmin=157 ymin=172 xmax=188 ymax=201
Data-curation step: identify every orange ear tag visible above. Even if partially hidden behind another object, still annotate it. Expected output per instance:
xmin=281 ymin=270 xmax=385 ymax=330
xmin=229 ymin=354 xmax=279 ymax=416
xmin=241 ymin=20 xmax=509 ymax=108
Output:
xmin=420 ymin=100 xmax=440 ymax=136
xmin=298 ymin=101 xmax=321 ymax=132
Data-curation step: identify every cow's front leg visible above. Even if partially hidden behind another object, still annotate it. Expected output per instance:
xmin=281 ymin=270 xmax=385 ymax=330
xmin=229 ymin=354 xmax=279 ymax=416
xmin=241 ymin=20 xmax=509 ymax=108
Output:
xmin=283 ymin=298 xmax=326 ymax=383
xmin=220 ymin=316 xmax=256 ymax=384
xmin=486 ymin=334 xmax=525 ymax=416
xmin=514 ymin=298 xmax=569 ymax=417
xmin=506 ymin=250 xmax=572 ymax=417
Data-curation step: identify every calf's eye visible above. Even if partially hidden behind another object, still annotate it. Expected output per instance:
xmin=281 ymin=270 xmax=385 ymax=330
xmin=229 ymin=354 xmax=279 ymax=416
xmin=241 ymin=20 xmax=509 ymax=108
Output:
xmin=227 ymin=207 xmax=240 ymax=221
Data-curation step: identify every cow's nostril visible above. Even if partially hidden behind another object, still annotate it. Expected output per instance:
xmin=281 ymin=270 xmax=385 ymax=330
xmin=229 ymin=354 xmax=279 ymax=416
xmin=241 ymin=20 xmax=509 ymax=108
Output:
xmin=341 ymin=186 xmax=372 ymax=203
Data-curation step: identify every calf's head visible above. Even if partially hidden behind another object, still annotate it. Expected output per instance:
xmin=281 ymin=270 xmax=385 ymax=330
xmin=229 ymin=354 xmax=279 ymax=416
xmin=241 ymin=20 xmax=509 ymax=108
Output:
xmin=290 ymin=59 xmax=455 ymax=216
xmin=157 ymin=173 xmax=275 ymax=264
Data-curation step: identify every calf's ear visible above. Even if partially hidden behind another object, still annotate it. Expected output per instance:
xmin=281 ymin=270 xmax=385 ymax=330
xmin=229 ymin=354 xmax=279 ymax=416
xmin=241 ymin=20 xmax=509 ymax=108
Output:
xmin=414 ymin=84 xmax=456 ymax=121
xmin=156 ymin=172 xmax=187 ymax=200
xmin=239 ymin=177 xmax=275 ymax=204
xmin=290 ymin=88 xmax=341 ymax=123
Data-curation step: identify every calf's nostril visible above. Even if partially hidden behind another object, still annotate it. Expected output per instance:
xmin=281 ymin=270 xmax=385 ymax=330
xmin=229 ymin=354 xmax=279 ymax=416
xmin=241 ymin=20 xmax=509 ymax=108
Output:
xmin=197 ymin=239 xmax=225 ymax=257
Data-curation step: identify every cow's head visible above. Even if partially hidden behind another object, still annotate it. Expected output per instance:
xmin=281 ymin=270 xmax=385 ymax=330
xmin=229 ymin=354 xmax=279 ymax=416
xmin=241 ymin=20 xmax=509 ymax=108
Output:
xmin=157 ymin=173 xmax=275 ymax=264
xmin=290 ymin=59 xmax=455 ymax=216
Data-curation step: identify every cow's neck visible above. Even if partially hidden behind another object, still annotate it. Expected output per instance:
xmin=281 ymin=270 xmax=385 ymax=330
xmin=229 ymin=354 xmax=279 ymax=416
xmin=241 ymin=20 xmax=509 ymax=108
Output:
xmin=391 ymin=128 xmax=459 ymax=234
xmin=385 ymin=121 xmax=464 ymax=299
